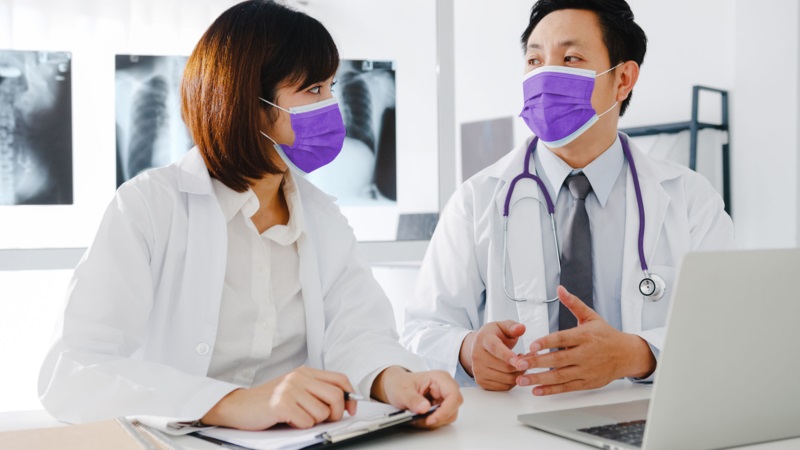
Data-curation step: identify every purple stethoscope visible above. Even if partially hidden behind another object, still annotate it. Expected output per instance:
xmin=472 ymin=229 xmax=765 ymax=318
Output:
xmin=502 ymin=132 xmax=667 ymax=303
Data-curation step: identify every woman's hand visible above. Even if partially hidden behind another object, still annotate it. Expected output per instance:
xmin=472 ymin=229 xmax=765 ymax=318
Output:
xmin=201 ymin=366 xmax=358 ymax=430
xmin=371 ymin=366 xmax=463 ymax=429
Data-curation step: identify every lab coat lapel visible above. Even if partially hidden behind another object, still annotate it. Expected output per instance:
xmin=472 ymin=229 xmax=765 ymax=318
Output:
xmin=176 ymin=148 xmax=227 ymax=374
xmin=492 ymin=138 xmax=550 ymax=347
xmin=620 ymin=138 xmax=671 ymax=333
xmin=294 ymin=199 xmax=325 ymax=370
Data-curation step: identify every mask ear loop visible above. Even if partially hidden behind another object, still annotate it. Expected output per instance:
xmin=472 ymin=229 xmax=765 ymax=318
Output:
xmin=259 ymin=97 xmax=291 ymax=114
xmin=595 ymin=62 xmax=624 ymax=119
xmin=258 ymin=97 xmax=289 ymax=146
xmin=595 ymin=62 xmax=624 ymax=78
xmin=597 ymin=101 xmax=619 ymax=118
xmin=259 ymin=130 xmax=280 ymax=146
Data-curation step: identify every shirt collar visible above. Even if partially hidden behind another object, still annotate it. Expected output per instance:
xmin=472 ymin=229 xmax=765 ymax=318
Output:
xmin=211 ymin=174 xmax=305 ymax=246
xmin=264 ymin=172 xmax=304 ymax=246
xmin=212 ymin=178 xmax=258 ymax=222
xmin=536 ymin=134 xmax=624 ymax=207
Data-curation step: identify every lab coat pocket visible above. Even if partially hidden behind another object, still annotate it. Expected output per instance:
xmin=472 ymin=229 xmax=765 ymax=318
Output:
xmin=641 ymin=265 xmax=675 ymax=330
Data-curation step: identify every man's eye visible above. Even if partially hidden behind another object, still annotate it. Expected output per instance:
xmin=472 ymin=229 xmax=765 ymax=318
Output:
xmin=565 ymin=56 xmax=581 ymax=63
xmin=527 ymin=58 xmax=541 ymax=66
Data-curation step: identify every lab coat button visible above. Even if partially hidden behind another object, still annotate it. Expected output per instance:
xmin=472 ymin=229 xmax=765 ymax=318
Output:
xmin=195 ymin=343 xmax=210 ymax=355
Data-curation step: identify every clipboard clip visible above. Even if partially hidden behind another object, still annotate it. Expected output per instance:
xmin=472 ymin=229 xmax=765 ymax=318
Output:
xmin=318 ymin=404 xmax=440 ymax=444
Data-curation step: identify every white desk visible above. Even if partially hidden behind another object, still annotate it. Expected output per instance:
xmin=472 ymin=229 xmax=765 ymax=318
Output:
xmin=3 ymin=381 xmax=799 ymax=449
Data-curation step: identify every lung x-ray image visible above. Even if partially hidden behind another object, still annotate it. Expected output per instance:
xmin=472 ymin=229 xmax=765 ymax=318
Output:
xmin=307 ymin=60 xmax=397 ymax=205
xmin=115 ymin=55 xmax=192 ymax=187
xmin=0 ymin=50 xmax=72 ymax=205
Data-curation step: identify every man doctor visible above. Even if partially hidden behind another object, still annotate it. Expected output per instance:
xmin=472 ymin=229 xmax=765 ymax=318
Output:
xmin=402 ymin=0 xmax=734 ymax=395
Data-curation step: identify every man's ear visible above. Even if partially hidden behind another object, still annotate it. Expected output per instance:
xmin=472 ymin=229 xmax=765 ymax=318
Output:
xmin=616 ymin=60 xmax=639 ymax=102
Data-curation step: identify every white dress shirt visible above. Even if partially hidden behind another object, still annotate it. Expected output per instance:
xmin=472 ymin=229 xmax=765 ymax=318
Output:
xmin=533 ymin=136 xmax=628 ymax=335
xmin=208 ymin=175 xmax=308 ymax=387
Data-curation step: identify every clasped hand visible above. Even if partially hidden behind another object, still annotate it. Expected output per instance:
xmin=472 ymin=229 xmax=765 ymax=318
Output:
xmin=460 ymin=286 xmax=656 ymax=395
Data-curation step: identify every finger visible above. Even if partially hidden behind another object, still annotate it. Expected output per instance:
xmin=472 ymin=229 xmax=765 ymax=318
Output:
xmin=474 ymin=365 xmax=524 ymax=391
xmin=557 ymin=285 xmax=600 ymax=324
xmin=283 ymin=403 xmax=318 ymax=429
xmin=415 ymin=372 xmax=463 ymax=429
xmin=295 ymin=390 xmax=334 ymax=425
xmin=392 ymin=376 xmax=432 ymax=414
xmin=344 ymin=399 xmax=357 ymax=417
xmin=527 ymin=329 xmax=581 ymax=354
xmin=531 ymin=378 xmax=590 ymax=396
xmin=495 ymin=320 xmax=526 ymax=339
xmin=304 ymin=379 xmax=347 ymax=422
xmin=517 ymin=346 xmax=577 ymax=370
xmin=301 ymin=367 xmax=355 ymax=394
xmin=481 ymin=333 xmax=519 ymax=366
xmin=517 ymin=365 xmax=581 ymax=388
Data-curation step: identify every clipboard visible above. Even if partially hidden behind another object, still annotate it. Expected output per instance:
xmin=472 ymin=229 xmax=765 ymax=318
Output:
xmin=193 ymin=403 xmax=438 ymax=450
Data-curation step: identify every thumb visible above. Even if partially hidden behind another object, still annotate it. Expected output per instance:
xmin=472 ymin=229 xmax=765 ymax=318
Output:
xmin=495 ymin=320 xmax=526 ymax=340
xmin=393 ymin=380 xmax=431 ymax=415
xmin=557 ymin=285 xmax=600 ymax=324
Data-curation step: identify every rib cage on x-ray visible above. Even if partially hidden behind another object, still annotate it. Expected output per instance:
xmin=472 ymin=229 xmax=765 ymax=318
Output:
xmin=115 ymin=55 xmax=191 ymax=187
xmin=127 ymin=75 xmax=170 ymax=177
xmin=340 ymin=73 xmax=376 ymax=154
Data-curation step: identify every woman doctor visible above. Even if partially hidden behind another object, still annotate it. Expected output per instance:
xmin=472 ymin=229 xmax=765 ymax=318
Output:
xmin=402 ymin=0 xmax=735 ymax=395
xmin=38 ymin=0 xmax=461 ymax=431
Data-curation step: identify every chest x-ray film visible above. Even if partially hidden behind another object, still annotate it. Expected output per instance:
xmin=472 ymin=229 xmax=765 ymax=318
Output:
xmin=0 ymin=50 xmax=73 ymax=205
xmin=115 ymin=54 xmax=192 ymax=187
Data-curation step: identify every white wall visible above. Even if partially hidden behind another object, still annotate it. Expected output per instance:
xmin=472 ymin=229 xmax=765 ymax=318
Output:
xmin=623 ymin=0 xmax=736 ymax=127
xmin=731 ymin=0 xmax=800 ymax=248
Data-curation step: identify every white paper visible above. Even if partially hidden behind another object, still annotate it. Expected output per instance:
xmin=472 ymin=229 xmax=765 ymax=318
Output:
xmin=198 ymin=401 xmax=401 ymax=450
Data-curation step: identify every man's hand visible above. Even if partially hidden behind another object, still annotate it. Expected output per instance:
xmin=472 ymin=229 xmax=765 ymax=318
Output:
xmin=371 ymin=366 xmax=463 ymax=429
xmin=459 ymin=320 xmax=527 ymax=391
xmin=201 ymin=367 xmax=357 ymax=430
xmin=514 ymin=286 xmax=656 ymax=396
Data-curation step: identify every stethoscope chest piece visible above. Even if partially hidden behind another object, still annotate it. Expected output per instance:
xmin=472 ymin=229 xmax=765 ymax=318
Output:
xmin=639 ymin=272 xmax=666 ymax=301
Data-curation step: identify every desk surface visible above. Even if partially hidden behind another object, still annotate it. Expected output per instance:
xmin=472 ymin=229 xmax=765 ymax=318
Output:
xmin=3 ymin=381 xmax=799 ymax=449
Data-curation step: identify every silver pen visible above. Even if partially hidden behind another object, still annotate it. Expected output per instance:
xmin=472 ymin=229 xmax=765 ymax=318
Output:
xmin=344 ymin=392 xmax=366 ymax=402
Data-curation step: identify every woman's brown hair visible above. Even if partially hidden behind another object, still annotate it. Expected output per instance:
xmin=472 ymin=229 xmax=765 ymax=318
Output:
xmin=181 ymin=0 xmax=339 ymax=192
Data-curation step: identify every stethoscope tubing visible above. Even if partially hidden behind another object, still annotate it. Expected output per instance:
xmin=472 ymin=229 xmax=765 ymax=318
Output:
xmin=502 ymin=133 xmax=662 ymax=302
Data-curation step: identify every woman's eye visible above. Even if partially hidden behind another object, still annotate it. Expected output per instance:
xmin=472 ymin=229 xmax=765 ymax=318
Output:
xmin=309 ymin=86 xmax=321 ymax=94
xmin=565 ymin=56 xmax=581 ymax=63
xmin=527 ymin=58 xmax=541 ymax=66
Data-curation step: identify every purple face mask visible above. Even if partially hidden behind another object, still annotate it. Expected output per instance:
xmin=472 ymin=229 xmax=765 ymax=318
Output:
xmin=259 ymin=97 xmax=346 ymax=174
xmin=519 ymin=65 xmax=619 ymax=148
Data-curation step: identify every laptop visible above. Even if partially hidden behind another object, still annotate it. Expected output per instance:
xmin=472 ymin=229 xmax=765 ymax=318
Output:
xmin=518 ymin=248 xmax=800 ymax=449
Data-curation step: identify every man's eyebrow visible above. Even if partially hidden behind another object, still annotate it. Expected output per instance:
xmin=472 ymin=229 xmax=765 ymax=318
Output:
xmin=527 ymin=39 xmax=584 ymax=50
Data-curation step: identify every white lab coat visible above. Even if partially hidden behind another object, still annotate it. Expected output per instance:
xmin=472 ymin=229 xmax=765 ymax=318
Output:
xmin=39 ymin=148 xmax=425 ymax=424
xmin=402 ymin=135 xmax=735 ymax=382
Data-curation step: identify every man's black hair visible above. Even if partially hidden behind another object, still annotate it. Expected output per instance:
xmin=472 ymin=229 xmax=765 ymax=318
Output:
xmin=521 ymin=0 xmax=647 ymax=116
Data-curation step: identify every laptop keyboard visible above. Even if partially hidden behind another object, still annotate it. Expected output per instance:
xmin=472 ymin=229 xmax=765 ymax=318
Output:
xmin=578 ymin=420 xmax=646 ymax=447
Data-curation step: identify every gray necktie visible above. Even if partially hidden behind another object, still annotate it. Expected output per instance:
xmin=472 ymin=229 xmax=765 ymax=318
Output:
xmin=559 ymin=172 xmax=593 ymax=331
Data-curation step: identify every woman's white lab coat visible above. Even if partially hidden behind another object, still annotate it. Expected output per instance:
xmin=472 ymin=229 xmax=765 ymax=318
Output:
xmin=402 ymin=135 xmax=735 ymax=383
xmin=38 ymin=148 xmax=425 ymax=423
